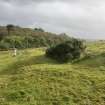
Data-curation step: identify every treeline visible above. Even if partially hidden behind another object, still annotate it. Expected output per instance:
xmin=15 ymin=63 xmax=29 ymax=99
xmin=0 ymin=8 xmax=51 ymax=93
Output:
xmin=0 ymin=25 xmax=71 ymax=49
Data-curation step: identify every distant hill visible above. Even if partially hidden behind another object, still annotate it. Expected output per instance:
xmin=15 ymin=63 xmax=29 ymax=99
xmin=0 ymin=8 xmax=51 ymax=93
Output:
xmin=0 ymin=25 xmax=71 ymax=49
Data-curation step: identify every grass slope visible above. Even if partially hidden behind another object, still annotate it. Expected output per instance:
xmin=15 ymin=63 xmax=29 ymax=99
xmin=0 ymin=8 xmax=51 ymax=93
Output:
xmin=0 ymin=42 xmax=105 ymax=105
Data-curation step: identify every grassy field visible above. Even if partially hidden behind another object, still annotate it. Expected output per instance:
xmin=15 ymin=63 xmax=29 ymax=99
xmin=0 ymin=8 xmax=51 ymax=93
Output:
xmin=0 ymin=42 xmax=105 ymax=105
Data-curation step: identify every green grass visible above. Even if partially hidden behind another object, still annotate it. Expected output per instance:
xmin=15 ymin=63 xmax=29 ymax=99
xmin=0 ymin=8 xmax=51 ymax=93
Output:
xmin=0 ymin=42 xmax=105 ymax=105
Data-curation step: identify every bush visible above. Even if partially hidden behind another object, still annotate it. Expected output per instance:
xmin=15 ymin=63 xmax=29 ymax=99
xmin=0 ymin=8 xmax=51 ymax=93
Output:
xmin=46 ymin=38 xmax=86 ymax=63
xmin=0 ymin=40 xmax=10 ymax=49
xmin=0 ymin=36 xmax=25 ymax=49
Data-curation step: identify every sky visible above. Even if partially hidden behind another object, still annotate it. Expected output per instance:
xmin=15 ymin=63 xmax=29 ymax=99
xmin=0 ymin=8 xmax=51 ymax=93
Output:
xmin=0 ymin=0 xmax=105 ymax=39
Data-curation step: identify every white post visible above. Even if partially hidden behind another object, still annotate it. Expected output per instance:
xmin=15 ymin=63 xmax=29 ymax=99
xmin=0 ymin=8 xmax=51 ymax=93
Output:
xmin=13 ymin=48 xmax=17 ymax=56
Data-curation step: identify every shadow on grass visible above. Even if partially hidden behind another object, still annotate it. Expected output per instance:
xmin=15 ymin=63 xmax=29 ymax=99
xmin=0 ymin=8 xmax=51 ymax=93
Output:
xmin=0 ymin=55 xmax=58 ymax=75
xmin=73 ymin=52 xmax=105 ymax=67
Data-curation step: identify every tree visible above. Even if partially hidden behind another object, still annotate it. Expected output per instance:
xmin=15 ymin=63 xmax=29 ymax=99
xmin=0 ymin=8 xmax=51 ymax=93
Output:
xmin=46 ymin=38 xmax=86 ymax=63
xmin=34 ymin=28 xmax=44 ymax=32
xmin=6 ymin=24 xmax=14 ymax=35
xmin=38 ymin=28 xmax=44 ymax=32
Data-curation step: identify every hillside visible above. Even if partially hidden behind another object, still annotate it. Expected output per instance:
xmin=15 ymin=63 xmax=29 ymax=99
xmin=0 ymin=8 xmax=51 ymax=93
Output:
xmin=0 ymin=41 xmax=105 ymax=105
xmin=0 ymin=26 xmax=71 ymax=49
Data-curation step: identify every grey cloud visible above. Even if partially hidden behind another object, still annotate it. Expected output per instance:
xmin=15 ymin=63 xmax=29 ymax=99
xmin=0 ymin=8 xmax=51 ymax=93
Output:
xmin=0 ymin=0 xmax=105 ymax=39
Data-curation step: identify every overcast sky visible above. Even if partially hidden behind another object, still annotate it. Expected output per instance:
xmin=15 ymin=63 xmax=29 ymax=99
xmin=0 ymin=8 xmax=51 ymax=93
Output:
xmin=0 ymin=0 xmax=105 ymax=39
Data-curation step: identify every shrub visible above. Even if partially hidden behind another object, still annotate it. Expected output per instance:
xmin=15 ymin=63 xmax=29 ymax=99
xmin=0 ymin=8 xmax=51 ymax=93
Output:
xmin=0 ymin=40 xmax=10 ymax=49
xmin=1 ymin=36 xmax=25 ymax=49
xmin=46 ymin=38 xmax=86 ymax=63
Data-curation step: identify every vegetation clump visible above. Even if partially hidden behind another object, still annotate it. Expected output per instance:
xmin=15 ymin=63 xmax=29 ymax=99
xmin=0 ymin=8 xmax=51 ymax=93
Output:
xmin=46 ymin=38 xmax=86 ymax=63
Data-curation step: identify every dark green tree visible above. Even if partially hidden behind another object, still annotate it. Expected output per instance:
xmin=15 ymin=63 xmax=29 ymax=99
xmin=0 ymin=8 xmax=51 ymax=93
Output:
xmin=34 ymin=28 xmax=44 ymax=32
xmin=6 ymin=24 xmax=14 ymax=35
